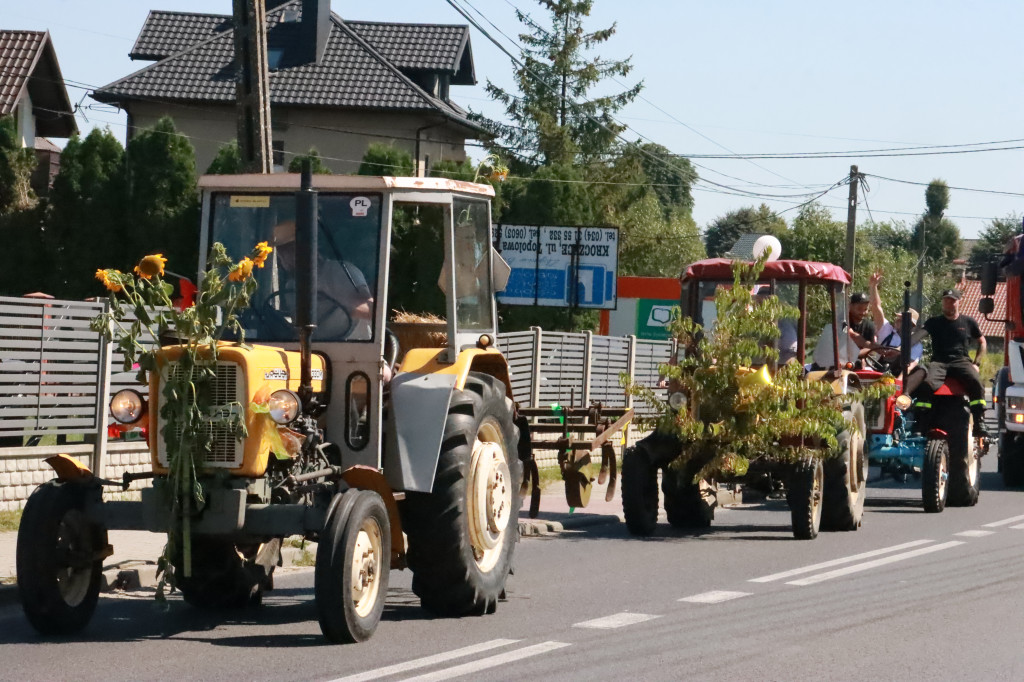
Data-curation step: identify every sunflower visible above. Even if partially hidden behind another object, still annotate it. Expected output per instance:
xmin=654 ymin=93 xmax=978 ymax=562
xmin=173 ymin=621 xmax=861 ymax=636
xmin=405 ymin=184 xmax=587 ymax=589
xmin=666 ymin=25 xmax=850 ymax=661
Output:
xmin=252 ymin=241 xmax=273 ymax=268
xmin=134 ymin=254 xmax=167 ymax=280
xmin=228 ymin=257 xmax=255 ymax=282
xmin=95 ymin=269 xmax=123 ymax=293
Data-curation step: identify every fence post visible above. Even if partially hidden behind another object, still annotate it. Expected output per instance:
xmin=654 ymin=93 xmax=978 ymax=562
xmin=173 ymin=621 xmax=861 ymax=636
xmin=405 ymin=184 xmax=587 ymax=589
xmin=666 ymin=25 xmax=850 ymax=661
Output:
xmin=92 ymin=304 xmax=113 ymax=478
xmin=581 ymin=330 xmax=592 ymax=407
xmin=625 ymin=334 xmax=637 ymax=409
xmin=530 ymin=326 xmax=542 ymax=408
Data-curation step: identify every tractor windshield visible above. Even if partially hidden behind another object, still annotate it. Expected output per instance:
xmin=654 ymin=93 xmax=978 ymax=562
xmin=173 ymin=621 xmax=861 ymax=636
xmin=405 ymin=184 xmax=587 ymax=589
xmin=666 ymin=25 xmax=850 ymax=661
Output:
xmin=209 ymin=192 xmax=383 ymax=342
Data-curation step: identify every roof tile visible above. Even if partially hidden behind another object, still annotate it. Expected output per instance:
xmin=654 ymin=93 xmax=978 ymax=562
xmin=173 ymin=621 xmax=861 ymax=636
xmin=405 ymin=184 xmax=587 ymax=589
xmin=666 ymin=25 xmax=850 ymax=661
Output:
xmin=0 ymin=30 xmax=46 ymax=114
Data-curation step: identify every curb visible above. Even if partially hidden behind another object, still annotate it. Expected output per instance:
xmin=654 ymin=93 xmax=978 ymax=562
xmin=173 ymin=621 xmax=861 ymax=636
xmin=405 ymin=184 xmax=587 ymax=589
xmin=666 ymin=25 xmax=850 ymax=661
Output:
xmin=518 ymin=512 xmax=622 ymax=536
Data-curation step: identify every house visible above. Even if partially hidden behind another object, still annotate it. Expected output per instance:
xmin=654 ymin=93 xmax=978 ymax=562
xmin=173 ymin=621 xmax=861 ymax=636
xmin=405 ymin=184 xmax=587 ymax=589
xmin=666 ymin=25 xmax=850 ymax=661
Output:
xmin=959 ymin=278 xmax=1007 ymax=348
xmin=91 ymin=0 xmax=485 ymax=176
xmin=0 ymin=30 xmax=78 ymax=194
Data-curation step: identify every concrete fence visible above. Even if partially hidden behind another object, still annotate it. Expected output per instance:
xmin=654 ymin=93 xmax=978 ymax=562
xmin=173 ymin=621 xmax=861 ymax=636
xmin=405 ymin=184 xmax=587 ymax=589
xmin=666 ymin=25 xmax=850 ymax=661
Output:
xmin=1 ymin=299 xmax=672 ymax=510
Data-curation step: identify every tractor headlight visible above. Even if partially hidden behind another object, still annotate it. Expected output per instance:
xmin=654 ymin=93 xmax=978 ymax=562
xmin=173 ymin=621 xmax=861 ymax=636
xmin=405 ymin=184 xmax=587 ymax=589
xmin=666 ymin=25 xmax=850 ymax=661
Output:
xmin=268 ymin=390 xmax=301 ymax=425
xmin=895 ymin=394 xmax=912 ymax=411
xmin=110 ymin=389 xmax=146 ymax=424
xmin=668 ymin=391 xmax=688 ymax=411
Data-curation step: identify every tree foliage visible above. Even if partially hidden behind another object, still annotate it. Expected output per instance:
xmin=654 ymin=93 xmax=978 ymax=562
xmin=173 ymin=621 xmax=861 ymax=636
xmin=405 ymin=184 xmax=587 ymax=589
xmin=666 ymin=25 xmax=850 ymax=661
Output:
xmin=704 ymin=204 xmax=787 ymax=258
xmin=911 ymin=179 xmax=961 ymax=263
xmin=206 ymin=141 xmax=243 ymax=174
xmin=288 ymin=146 xmax=332 ymax=174
xmin=970 ymin=214 xmax=1020 ymax=274
xmin=478 ymin=0 xmax=641 ymax=166
xmin=0 ymin=115 xmax=37 ymax=214
xmin=357 ymin=143 xmax=414 ymax=177
xmin=616 ymin=192 xmax=703 ymax=277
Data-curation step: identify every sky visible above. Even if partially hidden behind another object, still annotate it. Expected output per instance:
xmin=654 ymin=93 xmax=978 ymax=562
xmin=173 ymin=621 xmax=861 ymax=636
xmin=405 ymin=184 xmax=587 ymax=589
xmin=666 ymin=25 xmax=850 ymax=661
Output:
xmin=9 ymin=0 xmax=1024 ymax=239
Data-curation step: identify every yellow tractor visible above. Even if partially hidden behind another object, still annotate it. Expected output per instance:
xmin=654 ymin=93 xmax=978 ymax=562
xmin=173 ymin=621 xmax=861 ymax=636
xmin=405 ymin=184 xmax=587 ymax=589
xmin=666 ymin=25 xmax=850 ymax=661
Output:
xmin=16 ymin=170 xmax=523 ymax=643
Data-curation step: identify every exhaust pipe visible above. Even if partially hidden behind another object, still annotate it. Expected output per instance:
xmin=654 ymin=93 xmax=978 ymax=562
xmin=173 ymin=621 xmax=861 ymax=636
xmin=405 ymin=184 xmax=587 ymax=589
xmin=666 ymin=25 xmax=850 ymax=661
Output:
xmin=295 ymin=160 xmax=317 ymax=405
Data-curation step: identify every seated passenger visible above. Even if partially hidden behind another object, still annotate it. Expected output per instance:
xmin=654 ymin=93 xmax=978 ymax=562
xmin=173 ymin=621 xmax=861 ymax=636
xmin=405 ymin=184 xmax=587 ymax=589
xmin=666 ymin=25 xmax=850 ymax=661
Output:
xmin=867 ymin=271 xmax=922 ymax=373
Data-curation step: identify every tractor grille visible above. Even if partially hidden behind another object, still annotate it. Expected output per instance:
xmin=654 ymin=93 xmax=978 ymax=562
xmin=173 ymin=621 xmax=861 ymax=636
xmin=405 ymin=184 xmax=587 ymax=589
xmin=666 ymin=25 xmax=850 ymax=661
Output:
xmin=156 ymin=361 xmax=245 ymax=468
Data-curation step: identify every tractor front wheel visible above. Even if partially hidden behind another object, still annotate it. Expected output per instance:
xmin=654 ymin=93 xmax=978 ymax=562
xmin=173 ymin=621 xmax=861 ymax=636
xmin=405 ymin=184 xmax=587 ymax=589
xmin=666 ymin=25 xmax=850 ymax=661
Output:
xmin=947 ymin=414 xmax=981 ymax=507
xmin=622 ymin=444 xmax=659 ymax=536
xmin=661 ymin=462 xmax=715 ymax=529
xmin=821 ymin=425 xmax=867 ymax=531
xmin=403 ymin=372 xmax=520 ymax=616
xmin=17 ymin=481 xmax=104 ymax=635
xmin=788 ymin=458 xmax=823 ymax=540
xmin=316 ymin=490 xmax=390 ymax=643
xmin=922 ymin=438 xmax=948 ymax=513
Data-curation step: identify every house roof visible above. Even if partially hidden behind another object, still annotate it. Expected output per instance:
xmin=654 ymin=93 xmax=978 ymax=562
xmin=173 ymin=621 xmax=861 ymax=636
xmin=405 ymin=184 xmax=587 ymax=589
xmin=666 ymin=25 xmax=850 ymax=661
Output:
xmin=959 ymin=279 xmax=1006 ymax=338
xmin=110 ymin=2 xmax=478 ymax=130
xmin=0 ymin=30 xmax=77 ymax=137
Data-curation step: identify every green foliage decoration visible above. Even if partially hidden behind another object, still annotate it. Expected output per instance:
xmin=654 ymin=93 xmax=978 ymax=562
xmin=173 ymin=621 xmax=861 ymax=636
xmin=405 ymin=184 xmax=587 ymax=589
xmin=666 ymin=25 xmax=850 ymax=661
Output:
xmin=625 ymin=257 xmax=893 ymax=482
xmin=90 ymin=241 xmax=271 ymax=601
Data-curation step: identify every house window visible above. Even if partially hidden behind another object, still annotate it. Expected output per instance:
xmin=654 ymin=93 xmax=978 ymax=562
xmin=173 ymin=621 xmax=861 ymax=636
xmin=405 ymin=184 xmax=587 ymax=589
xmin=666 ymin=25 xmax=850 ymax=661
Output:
xmin=272 ymin=140 xmax=285 ymax=171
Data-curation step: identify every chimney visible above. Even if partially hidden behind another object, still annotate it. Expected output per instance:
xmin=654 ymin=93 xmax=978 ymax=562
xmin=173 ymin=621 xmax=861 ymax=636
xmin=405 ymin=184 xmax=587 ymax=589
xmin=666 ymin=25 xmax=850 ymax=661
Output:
xmin=300 ymin=0 xmax=330 ymax=64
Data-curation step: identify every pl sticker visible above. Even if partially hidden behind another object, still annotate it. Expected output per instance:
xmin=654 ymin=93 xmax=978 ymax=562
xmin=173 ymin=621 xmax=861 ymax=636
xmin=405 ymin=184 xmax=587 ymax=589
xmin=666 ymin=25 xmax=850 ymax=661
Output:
xmin=350 ymin=196 xmax=371 ymax=217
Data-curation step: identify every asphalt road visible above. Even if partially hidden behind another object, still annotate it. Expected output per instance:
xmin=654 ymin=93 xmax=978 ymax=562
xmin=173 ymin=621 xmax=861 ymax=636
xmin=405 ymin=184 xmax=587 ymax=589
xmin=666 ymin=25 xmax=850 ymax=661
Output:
xmin=3 ymin=450 xmax=1024 ymax=681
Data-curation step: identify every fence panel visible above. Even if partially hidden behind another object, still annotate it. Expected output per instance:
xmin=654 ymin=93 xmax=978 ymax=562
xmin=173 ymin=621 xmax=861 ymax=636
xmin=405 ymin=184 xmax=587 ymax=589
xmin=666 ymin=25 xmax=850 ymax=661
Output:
xmin=496 ymin=330 xmax=536 ymax=405
xmin=535 ymin=332 xmax=587 ymax=408
xmin=588 ymin=335 xmax=631 ymax=408
xmin=631 ymin=339 xmax=672 ymax=418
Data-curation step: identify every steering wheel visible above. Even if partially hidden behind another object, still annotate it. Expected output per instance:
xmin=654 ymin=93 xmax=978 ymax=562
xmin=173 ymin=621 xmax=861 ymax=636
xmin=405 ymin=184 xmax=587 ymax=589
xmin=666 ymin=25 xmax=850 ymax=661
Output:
xmin=384 ymin=327 xmax=401 ymax=372
xmin=254 ymin=289 xmax=296 ymax=339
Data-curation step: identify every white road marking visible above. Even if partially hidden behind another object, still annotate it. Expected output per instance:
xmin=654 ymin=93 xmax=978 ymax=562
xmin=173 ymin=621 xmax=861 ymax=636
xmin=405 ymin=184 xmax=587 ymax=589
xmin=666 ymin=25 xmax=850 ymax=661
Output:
xmin=748 ymin=539 xmax=934 ymax=583
xmin=401 ymin=641 xmax=571 ymax=681
xmin=678 ymin=590 xmax=752 ymax=604
xmin=983 ymin=514 xmax=1024 ymax=528
xmin=1009 ymin=523 xmax=1024 ymax=530
xmin=954 ymin=530 xmax=995 ymax=538
xmin=330 ymin=639 xmax=519 ymax=682
xmin=786 ymin=541 xmax=965 ymax=586
xmin=574 ymin=612 xmax=660 ymax=629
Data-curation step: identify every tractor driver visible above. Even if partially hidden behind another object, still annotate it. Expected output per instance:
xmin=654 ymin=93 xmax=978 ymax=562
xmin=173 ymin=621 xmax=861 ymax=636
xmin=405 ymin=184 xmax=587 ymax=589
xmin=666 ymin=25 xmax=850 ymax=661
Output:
xmin=913 ymin=288 xmax=989 ymax=438
xmin=867 ymin=270 xmax=922 ymax=374
xmin=272 ymin=219 xmax=374 ymax=341
xmin=753 ymin=286 xmax=798 ymax=365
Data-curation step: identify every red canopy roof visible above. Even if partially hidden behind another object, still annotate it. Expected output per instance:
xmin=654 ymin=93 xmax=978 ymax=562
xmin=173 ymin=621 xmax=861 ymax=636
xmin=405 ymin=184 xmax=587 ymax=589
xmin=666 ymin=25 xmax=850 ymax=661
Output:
xmin=682 ymin=258 xmax=851 ymax=285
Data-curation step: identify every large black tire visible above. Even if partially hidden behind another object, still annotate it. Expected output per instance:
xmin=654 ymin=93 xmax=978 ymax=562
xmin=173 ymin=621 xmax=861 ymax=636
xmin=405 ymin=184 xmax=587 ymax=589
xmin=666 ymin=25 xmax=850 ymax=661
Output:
xmin=821 ymin=422 xmax=867 ymax=531
xmin=622 ymin=444 xmax=659 ymax=536
xmin=661 ymin=462 xmax=715 ymax=529
xmin=173 ymin=536 xmax=278 ymax=609
xmin=17 ymin=481 xmax=104 ymax=635
xmin=403 ymin=372 xmax=520 ymax=616
xmin=1002 ymin=432 xmax=1024 ymax=488
xmin=947 ymin=412 xmax=981 ymax=507
xmin=316 ymin=490 xmax=391 ymax=644
xmin=787 ymin=458 xmax=823 ymax=540
xmin=922 ymin=438 xmax=948 ymax=513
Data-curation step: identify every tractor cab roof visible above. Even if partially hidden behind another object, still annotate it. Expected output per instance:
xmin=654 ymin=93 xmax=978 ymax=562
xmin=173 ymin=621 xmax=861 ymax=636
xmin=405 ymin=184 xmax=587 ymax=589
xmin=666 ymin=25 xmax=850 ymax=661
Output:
xmin=682 ymin=258 xmax=851 ymax=285
xmin=197 ymin=174 xmax=495 ymax=197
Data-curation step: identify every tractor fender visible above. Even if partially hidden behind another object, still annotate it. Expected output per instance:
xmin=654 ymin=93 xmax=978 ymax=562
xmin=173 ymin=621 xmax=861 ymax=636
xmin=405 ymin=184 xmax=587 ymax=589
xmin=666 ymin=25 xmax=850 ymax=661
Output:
xmin=384 ymin=347 xmax=514 ymax=496
xmin=43 ymin=454 xmax=94 ymax=481
xmin=340 ymin=465 xmax=405 ymax=567
xmin=927 ymin=428 xmax=949 ymax=440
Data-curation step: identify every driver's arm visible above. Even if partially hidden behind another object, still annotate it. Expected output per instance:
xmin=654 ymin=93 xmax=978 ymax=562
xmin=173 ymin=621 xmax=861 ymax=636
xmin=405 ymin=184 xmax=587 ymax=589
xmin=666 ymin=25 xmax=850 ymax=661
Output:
xmin=868 ymin=271 xmax=886 ymax=330
xmin=975 ymin=333 xmax=987 ymax=364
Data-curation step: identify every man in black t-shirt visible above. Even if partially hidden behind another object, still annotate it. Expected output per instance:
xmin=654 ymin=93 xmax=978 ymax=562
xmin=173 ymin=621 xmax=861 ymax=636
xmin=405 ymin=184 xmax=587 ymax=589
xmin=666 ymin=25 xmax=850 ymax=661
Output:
xmin=848 ymin=292 xmax=876 ymax=369
xmin=917 ymin=288 xmax=988 ymax=437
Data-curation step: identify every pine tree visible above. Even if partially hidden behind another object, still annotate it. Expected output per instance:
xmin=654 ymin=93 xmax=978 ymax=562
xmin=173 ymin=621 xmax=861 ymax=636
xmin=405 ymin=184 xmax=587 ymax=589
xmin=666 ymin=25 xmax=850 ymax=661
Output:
xmin=479 ymin=0 xmax=642 ymax=166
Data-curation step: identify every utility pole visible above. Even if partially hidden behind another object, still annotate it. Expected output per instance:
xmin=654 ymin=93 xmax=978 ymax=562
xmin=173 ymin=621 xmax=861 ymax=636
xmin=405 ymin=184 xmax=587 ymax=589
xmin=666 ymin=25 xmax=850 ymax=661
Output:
xmin=232 ymin=0 xmax=272 ymax=173
xmin=843 ymin=165 xmax=860 ymax=281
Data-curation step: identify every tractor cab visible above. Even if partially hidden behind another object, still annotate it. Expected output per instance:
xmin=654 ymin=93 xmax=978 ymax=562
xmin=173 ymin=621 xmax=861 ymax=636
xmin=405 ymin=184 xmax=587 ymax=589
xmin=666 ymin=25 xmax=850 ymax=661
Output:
xmin=678 ymin=257 xmax=853 ymax=373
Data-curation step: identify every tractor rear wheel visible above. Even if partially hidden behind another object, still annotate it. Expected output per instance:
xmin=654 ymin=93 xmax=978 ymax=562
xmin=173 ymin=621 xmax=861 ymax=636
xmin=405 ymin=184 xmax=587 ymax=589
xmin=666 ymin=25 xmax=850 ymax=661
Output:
xmin=788 ymin=458 xmax=823 ymax=540
xmin=17 ymin=481 xmax=103 ymax=635
xmin=821 ymin=424 xmax=867 ymax=531
xmin=947 ymin=414 xmax=981 ymax=507
xmin=922 ymin=438 xmax=948 ymax=513
xmin=403 ymin=372 xmax=520 ymax=616
xmin=174 ymin=536 xmax=278 ymax=609
xmin=661 ymin=462 xmax=715 ymax=529
xmin=1002 ymin=433 xmax=1024 ymax=488
xmin=316 ymin=490 xmax=390 ymax=643
xmin=622 ymin=444 xmax=659 ymax=536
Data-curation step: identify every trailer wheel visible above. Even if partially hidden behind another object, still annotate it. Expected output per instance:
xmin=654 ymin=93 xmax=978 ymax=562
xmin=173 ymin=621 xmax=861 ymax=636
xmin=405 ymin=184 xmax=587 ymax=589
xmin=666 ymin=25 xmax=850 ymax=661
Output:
xmin=404 ymin=372 xmax=520 ymax=616
xmin=922 ymin=438 xmax=948 ymax=513
xmin=947 ymin=413 xmax=981 ymax=507
xmin=174 ymin=536 xmax=278 ymax=609
xmin=788 ymin=458 xmax=823 ymax=540
xmin=821 ymin=422 xmax=867 ymax=531
xmin=622 ymin=444 xmax=659 ymax=536
xmin=1002 ymin=433 xmax=1024 ymax=488
xmin=17 ymin=481 xmax=103 ymax=635
xmin=316 ymin=490 xmax=390 ymax=643
xmin=661 ymin=462 xmax=715 ymax=529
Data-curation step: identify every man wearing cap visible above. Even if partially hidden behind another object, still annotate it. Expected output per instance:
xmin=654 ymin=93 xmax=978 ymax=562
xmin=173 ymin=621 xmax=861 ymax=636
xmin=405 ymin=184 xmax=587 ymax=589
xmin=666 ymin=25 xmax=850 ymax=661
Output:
xmin=753 ymin=285 xmax=798 ymax=364
xmin=849 ymin=291 xmax=876 ymax=346
xmin=867 ymin=270 xmax=922 ymax=373
xmin=917 ymin=288 xmax=988 ymax=437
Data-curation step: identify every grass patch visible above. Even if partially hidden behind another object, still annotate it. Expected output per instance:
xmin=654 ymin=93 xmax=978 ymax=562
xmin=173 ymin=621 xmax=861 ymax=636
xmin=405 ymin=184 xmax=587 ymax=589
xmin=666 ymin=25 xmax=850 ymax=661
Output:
xmin=0 ymin=509 xmax=22 ymax=532
xmin=979 ymin=350 xmax=1004 ymax=384
xmin=292 ymin=549 xmax=316 ymax=567
xmin=536 ymin=462 xmax=603 ymax=490
xmin=0 ymin=576 xmax=15 ymax=585
xmin=285 ymin=535 xmax=307 ymax=549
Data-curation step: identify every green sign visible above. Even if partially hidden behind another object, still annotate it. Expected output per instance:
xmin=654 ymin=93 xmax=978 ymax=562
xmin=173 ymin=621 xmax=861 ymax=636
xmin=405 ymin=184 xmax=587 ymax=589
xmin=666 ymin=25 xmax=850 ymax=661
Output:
xmin=635 ymin=299 xmax=678 ymax=340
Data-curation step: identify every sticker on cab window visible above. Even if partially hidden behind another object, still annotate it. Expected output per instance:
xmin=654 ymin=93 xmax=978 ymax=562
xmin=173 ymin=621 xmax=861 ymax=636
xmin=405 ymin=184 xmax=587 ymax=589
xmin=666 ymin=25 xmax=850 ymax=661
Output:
xmin=230 ymin=195 xmax=271 ymax=208
xmin=350 ymin=196 xmax=371 ymax=217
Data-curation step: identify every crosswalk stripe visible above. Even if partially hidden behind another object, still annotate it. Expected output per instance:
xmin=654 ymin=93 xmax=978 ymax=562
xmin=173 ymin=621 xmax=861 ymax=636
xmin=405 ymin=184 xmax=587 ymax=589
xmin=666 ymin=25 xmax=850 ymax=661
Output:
xmin=749 ymin=539 xmax=934 ymax=583
xmin=786 ymin=541 xmax=964 ymax=586
xmin=329 ymin=639 xmax=519 ymax=682
xmin=401 ymin=641 xmax=571 ymax=681
xmin=983 ymin=514 xmax=1024 ymax=528
xmin=679 ymin=590 xmax=751 ymax=604
xmin=574 ymin=612 xmax=659 ymax=629
xmin=954 ymin=530 xmax=995 ymax=537
xmin=1009 ymin=523 xmax=1024 ymax=530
